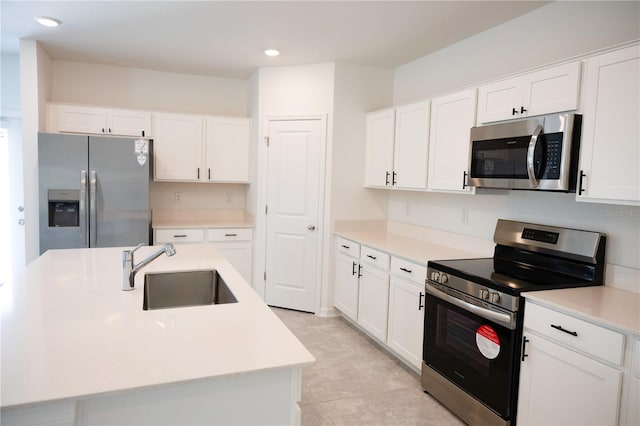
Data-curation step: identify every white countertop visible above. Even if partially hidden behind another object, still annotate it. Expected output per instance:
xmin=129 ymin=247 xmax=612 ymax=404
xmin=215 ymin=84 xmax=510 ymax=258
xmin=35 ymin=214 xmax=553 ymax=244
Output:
xmin=335 ymin=229 xmax=491 ymax=264
xmin=0 ymin=244 xmax=314 ymax=409
xmin=524 ymin=286 xmax=640 ymax=335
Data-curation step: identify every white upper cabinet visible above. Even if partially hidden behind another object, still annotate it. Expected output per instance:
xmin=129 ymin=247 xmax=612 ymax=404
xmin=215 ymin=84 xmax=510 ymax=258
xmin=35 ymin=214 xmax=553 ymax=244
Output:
xmin=477 ymin=62 xmax=581 ymax=123
xmin=364 ymin=108 xmax=395 ymax=187
xmin=152 ymin=113 xmax=203 ymax=181
xmin=364 ymin=102 xmax=430 ymax=190
xmin=577 ymin=44 xmax=640 ymax=205
xmin=427 ymin=89 xmax=477 ymax=193
xmin=48 ymin=104 xmax=151 ymax=137
xmin=153 ymin=114 xmax=251 ymax=183
xmin=204 ymin=117 xmax=250 ymax=183
xmin=393 ymin=101 xmax=430 ymax=189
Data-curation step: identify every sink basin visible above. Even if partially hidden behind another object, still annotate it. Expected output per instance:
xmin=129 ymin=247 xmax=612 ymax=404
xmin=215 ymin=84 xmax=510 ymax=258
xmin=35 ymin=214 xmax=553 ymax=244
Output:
xmin=143 ymin=270 xmax=237 ymax=310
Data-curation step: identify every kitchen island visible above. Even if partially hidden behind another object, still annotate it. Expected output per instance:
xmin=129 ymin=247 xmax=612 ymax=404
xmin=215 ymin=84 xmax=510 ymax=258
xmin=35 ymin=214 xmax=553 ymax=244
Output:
xmin=1 ymin=244 xmax=314 ymax=425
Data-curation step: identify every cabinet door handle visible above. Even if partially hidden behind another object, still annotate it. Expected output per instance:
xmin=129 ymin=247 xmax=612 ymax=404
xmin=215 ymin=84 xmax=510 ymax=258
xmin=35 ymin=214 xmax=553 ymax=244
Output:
xmin=400 ymin=267 xmax=412 ymax=274
xmin=341 ymin=244 xmax=350 ymax=249
xmin=208 ymin=168 xmax=211 ymax=180
xmin=520 ymin=106 xmax=527 ymax=114
xmin=550 ymin=324 xmax=578 ymax=337
xmin=418 ymin=292 xmax=424 ymax=311
xmin=224 ymin=233 xmax=238 ymax=237
xmin=366 ymin=254 xmax=377 ymax=260
xmin=392 ymin=171 xmax=397 ymax=186
xmin=385 ymin=171 xmax=390 ymax=186
xmin=108 ymin=127 xmax=112 ymax=133
xmin=197 ymin=168 xmax=200 ymax=179
xmin=352 ymin=261 xmax=357 ymax=276
xmin=173 ymin=234 xmax=187 ymax=238
xmin=578 ymin=170 xmax=586 ymax=196
xmin=357 ymin=264 xmax=362 ymax=278
xmin=462 ymin=171 xmax=468 ymax=189
xmin=512 ymin=107 xmax=518 ymax=116
xmin=521 ymin=336 xmax=530 ymax=362
xmin=102 ymin=128 xmax=105 ymax=133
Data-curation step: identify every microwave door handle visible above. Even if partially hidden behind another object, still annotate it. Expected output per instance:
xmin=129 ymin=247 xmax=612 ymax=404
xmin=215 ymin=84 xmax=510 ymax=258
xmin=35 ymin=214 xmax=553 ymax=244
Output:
xmin=527 ymin=125 xmax=544 ymax=188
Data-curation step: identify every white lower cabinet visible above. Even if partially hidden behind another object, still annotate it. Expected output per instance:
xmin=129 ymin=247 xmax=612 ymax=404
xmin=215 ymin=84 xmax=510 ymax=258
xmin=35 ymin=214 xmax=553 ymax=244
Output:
xmin=334 ymin=238 xmax=361 ymax=321
xmin=357 ymin=247 xmax=390 ymax=342
xmin=386 ymin=257 xmax=426 ymax=370
xmin=154 ymin=227 xmax=253 ymax=284
xmin=518 ymin=301 xmax=626 ymax=426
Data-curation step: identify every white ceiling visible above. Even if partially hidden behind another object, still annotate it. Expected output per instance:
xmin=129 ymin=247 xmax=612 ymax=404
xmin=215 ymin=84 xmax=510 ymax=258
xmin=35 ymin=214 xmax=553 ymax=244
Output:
xmin=2 ymin=1 xmax=550 ymax=80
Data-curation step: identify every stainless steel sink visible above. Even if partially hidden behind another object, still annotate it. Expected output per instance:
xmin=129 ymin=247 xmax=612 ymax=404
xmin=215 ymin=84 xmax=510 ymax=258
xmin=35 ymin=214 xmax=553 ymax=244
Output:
xmin=143 ymin=270 xmax=237 ymax=310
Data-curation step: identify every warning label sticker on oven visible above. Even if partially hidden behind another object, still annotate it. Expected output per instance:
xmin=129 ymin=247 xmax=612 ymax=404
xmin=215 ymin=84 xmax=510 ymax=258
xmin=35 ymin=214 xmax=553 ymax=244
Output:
xmin=476 ymin=325 xmax=501 ymax=359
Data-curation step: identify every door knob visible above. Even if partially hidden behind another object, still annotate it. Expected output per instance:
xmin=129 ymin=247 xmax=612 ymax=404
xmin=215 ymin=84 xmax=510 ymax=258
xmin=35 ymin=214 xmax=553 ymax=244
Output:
xmin=308 ymin=225 xmax=316 ymax=231
xmin=17 ymin=205 xmax=24 ymax=212
xmin=18 ymin=219 xmax=25 ymax=225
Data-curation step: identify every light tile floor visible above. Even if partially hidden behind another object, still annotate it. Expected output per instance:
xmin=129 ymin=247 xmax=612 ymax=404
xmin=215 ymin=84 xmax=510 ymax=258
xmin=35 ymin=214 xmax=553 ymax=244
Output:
xmin=272 ymin=307 xmax=464 ymax=426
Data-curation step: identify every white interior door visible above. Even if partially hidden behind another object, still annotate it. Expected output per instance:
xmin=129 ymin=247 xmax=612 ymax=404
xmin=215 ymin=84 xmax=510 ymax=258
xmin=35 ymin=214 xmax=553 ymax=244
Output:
xmin=265 ymin=119 xmax=324 ymax=312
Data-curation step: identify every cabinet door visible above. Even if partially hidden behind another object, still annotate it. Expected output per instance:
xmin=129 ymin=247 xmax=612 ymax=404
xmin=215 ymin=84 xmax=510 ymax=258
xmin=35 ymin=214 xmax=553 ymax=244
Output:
xmin=386 ymin=277 xmax=425 ymax=370
xmin=107 ymin=109 xmax=151 ymax=138
xmin=517 ymin=333 xmax=622 ymax=426
xmin=205 ymin=117 xmax=250 ymax=183
xmin=476 ymin=76 xmax=522 ymax=123
xmin=55 ymin=105 xmax=107 ymax=134
xmin=577 ymin=45 xmax=640 ymax=205
xmin=214 ymin=242 xmax=252 ymax=284
xmin=357 ymin=264 xmax=389 ymax=342
xmin=428 ymin=89 xmax=476 ymax=193
xmin=152 ymin=113 xmax=203 ymax=181
xmin=365 ymin=108 xmax=395 ymax=187
xmin=523 ymin=61 xmax=581 ymax=118
xmin=393 ymin=101 xmax=430 ymax=189
xmin=334 ymin=252 xmax=360 ymax=321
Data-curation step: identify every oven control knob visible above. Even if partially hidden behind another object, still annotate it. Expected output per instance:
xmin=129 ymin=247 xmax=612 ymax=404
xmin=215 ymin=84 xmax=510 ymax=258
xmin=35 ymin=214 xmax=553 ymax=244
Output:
xmin=440 ymin=274 xmax=448 ymax=284
xmin=480 ymin=288 xmax=490 ymax=300
xmin=430 ymin=272 xmax=439 ymax=281
xmin=490 ymin=292 xmax=501 ymax=304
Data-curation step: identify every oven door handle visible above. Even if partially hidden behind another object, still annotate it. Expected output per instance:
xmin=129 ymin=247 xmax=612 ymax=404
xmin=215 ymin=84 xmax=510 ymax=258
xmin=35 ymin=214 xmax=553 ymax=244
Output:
xmin=426 ymin=284 xmax=516 ymax=330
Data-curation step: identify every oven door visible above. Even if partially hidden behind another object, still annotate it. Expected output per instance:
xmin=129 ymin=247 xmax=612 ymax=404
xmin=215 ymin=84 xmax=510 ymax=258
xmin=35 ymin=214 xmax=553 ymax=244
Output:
xmin=423 ymin=283 xmax=518 ymax=420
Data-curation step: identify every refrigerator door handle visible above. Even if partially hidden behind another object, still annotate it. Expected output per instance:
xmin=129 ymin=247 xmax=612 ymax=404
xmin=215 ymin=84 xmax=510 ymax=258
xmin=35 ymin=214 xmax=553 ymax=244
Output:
xmin=80 ymin=170 xmax=89 ymax=246
xmin=90 ymin=171 xmax=97 ymax=247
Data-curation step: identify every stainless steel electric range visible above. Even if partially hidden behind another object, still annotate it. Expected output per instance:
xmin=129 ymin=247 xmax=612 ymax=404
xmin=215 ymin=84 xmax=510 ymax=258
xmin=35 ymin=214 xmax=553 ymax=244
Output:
xmin=421 ymin=219 xmax=606 ymax=426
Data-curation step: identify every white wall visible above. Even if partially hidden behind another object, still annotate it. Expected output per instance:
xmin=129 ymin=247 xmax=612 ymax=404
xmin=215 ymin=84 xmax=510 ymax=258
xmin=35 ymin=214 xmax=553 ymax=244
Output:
xmin=19 ymin=40 xmax=51 ymax=263
xmin=150 ymin=182 xmax=246 ymax=210
xmin=394 ymin=1 xmax=640 ymax=104
xmin=51 ymin=60 xmax=248 ymax=116
xmin=389 ymin=1 xmax=640 ymax=270
xmin=1 ymin=54 xmax=21 ymax=115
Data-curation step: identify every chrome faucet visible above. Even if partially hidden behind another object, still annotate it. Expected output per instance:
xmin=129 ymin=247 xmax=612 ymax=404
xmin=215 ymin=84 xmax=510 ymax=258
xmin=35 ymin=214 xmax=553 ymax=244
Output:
xmin=122 ymin=243 xmax=177 ymax=291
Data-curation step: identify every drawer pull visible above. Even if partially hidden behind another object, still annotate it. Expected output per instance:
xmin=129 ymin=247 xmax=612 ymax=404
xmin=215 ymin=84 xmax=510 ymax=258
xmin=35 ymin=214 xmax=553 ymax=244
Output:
xmin=173 ymin=234 xmax=187 ymax=238
xmin=400 ymin=267 xmax=412 ymax=274
xmin=341 ymin=244 xmax=350 ymax=249
xmin=550 ymin=324 xmax=578 ymax=337
xmin=224 ymin=233 xmax=238 ymax=237
xmin=366 ymin=254 xmax=377 ymax=260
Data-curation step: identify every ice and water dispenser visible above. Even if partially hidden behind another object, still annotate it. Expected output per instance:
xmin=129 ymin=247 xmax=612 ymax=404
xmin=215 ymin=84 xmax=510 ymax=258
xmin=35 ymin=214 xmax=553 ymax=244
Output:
xmin=47 ymin=189 xmax=79 ymax=227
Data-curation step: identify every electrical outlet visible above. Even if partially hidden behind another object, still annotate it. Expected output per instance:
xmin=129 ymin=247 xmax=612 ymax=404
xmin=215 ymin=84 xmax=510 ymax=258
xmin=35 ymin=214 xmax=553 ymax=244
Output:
xmin=226 ymin=193 xmax=233 ymax=204
xmin=174 ymin=192 xmax=182 ymax=204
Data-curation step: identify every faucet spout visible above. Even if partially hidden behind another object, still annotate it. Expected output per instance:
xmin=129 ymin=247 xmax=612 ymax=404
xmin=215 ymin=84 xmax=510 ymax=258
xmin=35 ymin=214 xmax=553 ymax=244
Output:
xmin=122 ymin=243 xmax=176 ymax=291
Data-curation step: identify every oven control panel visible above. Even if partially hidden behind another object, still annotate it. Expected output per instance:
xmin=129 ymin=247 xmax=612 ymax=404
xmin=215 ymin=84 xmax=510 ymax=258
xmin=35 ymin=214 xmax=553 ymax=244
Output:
xmin=427 ymin=267 xmax=519 ymax=313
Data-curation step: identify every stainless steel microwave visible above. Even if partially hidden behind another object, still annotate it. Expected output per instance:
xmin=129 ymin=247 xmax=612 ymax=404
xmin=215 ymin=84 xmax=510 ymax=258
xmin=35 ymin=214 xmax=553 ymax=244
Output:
xmin=467 ymin=113 xmax=581 ymax=191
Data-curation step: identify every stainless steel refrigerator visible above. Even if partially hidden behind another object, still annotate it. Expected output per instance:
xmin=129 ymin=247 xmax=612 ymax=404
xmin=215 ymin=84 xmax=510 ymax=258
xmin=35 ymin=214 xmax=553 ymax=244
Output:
xmin=38 ymin=132 xmax=152 ymax=254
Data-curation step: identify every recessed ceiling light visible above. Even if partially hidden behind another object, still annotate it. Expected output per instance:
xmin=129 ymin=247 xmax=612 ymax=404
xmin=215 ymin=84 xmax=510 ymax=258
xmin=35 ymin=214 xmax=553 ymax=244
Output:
xmin=264 ymin=49 xmax=280 ymax=57
xmin=35 ymin=16 xmax=62 ymax=27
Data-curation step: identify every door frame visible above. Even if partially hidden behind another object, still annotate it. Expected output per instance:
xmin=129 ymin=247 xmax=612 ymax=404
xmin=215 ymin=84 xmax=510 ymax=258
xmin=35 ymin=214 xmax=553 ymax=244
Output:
xmin=254 ymin=115 xmax=328 ymax=314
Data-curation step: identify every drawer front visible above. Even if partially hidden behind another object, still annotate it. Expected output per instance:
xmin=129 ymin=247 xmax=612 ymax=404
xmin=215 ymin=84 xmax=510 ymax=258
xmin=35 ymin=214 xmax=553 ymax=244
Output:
xmin=154 ymin=229 xmax=205 ymax=243
xmin=390 ymin=257 xmax=426 ymax=285
xmin=524 ymin=301 xmax=625 ymax=366
xmin=337 ymin=237 xmax=360 ymax=258
xmin=361 ymin=246 xmax=390 ymax=271
xmin=208 ymin=228 xmax=253 ymax=242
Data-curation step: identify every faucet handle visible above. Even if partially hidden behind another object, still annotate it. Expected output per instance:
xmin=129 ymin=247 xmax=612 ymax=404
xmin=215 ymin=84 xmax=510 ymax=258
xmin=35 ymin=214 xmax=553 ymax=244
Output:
xmin=130 ymin=243 xmax=145 ymax=255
